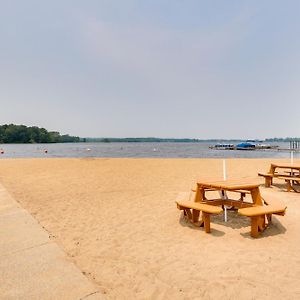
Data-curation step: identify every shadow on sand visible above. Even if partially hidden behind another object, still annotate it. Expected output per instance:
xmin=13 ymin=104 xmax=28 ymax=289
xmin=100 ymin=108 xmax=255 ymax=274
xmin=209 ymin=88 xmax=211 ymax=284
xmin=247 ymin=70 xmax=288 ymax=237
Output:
xmin=178 ymin=210 xmax=286 ymax=239
xmin=178 ymin=212 xmax=225 ymax=237
xmin=240 ymin=216 xmax=287 ymax=239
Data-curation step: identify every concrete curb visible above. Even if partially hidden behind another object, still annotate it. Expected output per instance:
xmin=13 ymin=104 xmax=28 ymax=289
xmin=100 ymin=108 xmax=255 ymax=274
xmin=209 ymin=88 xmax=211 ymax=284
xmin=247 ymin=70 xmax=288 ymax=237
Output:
xmin=0 ymin=184 xmax=105 ymax=300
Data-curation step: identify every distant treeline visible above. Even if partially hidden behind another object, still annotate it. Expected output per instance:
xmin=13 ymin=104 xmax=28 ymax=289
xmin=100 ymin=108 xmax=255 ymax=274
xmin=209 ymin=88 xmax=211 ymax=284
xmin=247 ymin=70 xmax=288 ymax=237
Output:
xmin=265 ymin=137 xmax=300 ymax=142
xmin=84 ymin=137 xmax=245 ymax=143
xmin=0 ymin=124 xmax=80 ymax=143
xmin=85 ymin=137 xmax=300 ymax=143
xmin=2 ymin=124 xmax=298 ymax=144
xmin=84 ymin=137 xmax=204 ymax=143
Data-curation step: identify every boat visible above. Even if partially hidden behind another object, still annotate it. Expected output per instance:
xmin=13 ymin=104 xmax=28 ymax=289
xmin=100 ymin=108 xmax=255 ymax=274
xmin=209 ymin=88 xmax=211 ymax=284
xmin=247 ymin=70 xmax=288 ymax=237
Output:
xmin=236 ymin=142 xmax=256 ymax=150
xmin=209 ymin=143 xmax=235 ymax=150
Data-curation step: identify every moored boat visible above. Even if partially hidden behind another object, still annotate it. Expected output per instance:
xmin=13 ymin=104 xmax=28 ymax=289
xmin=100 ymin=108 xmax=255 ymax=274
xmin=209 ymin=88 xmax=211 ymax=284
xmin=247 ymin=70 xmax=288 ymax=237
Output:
xmin=236 ymin=142 xmax=256 ymax=150
xmin=209 ymin=143 xmax=235 ymax=150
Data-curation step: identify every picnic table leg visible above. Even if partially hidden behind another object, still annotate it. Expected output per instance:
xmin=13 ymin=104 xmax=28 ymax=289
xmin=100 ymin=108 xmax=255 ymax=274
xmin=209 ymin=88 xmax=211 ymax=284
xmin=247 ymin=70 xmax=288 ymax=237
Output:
xmin=258 ymin=215 xmax=266 ymax=232
xmin=194 ymin=185 xmax=205 ymax=202
xmin=251 ymin=187 xmax=263 ymax=206
xmin=286 ymin=180 xmax=300 ymax=193
xmin=265 ymin=177 xmax=272 ymax=187
xmin=269 ymin=165 xmax=276 ymax=175
xmin=286 ymin=180 xmax=292 ymax=192
xmin=250 ymin=217 xmax=259 ymax=238
xmin=240 ymin=192 xmax=246 ymax=201
xmin=184 ymin=208 xmax=193 ymax=221
xmin=251 ymin=215 xmax=267 ymax=237
xmin=192 ymin=209 xmax=200 ymax=223
xmin=202 ymin=212 xmax=211 ymax=233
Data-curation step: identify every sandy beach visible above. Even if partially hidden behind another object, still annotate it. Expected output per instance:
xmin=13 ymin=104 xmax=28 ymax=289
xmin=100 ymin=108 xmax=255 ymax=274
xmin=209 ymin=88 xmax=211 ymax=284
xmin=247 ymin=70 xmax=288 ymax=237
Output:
xmin=0 ymin=158 xmax=299 ymax=299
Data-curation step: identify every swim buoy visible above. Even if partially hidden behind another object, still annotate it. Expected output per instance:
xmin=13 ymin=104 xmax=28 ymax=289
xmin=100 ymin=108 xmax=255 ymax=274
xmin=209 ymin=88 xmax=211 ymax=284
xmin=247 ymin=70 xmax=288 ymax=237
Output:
xmin=44 ymin=150 xmax=48 ymax=154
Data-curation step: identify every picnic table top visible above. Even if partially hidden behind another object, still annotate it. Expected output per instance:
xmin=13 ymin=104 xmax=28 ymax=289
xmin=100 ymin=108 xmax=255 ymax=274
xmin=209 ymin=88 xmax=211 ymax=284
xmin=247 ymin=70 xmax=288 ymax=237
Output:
xmin=196 ymin=178 xmax=261 ymax=191
xmin=270 ymin=163 xmax=300 ymax=169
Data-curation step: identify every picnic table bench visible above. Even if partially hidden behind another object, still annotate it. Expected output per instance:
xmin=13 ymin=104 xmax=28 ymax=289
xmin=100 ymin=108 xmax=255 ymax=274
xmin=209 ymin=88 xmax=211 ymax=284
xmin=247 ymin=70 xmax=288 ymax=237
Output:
xmin=277 ymin=176 xmax=300 ymax=192
xmin=238 ymin=197 xmax=287 ymax=238
xmin=176 ymin=199 xmax=223 ymax=233
xmin=258 ymin=163 xmax=300 ymax=192
xmin=258 ymin=172 xmax=274 ymax=187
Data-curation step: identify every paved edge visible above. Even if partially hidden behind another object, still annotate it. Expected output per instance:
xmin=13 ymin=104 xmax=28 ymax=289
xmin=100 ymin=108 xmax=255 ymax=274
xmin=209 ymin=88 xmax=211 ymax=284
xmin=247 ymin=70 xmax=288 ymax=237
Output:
xmin=0 ymin=183 xmax=105 ymax=300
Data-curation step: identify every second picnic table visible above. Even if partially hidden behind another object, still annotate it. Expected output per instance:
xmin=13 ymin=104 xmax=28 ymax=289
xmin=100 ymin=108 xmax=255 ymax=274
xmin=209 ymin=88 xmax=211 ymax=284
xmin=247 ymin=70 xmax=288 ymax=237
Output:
xmin=259 ymin=163 xmax=300 ymax=192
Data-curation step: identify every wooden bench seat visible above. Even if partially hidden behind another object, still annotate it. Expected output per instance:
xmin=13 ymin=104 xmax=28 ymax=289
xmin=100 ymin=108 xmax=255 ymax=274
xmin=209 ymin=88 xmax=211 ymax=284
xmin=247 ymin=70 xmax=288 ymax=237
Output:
xmin=258 ymin=172 xmax=274 ymax=187
xmin=238 ymin=198 xmax=286 ymax=238
xmin=277 ymin=176 xmax=300 ymax=192
xmin=176 ymin=200 xmax=223 ymax=233
xmin=238 ymin=205 xmax=286 ymax=217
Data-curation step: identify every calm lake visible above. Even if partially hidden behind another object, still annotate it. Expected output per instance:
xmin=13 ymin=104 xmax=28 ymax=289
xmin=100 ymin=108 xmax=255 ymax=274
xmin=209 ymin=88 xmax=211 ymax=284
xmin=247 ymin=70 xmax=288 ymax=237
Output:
xmin=0 ymin=142 xmax=298 ymax=159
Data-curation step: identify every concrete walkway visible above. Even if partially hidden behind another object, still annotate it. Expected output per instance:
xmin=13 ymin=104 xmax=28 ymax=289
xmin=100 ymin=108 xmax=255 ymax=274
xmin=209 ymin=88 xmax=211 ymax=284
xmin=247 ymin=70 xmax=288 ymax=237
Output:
xmin=0 ymin=183 xmax=104 ymax=300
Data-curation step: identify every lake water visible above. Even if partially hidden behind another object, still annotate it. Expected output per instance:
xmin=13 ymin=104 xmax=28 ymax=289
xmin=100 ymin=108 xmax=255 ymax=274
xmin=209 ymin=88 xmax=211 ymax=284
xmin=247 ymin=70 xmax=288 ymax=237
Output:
xmin=0 ymin=142 xmax=299 ymax=159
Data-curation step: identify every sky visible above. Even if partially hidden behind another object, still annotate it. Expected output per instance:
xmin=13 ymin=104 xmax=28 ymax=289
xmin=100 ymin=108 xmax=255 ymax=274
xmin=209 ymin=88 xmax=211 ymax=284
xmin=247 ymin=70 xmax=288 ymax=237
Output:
xmin=0 ymin=0 xmax=300 ymax=139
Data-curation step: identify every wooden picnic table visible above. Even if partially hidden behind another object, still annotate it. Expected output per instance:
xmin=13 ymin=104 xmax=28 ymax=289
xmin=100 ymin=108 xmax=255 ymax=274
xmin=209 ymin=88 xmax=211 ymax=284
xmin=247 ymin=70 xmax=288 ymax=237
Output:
xmin=195 ymin=178 xmax=263 ymax=207
xmin=268 ymin=163 xmax=300 ymax=176
xmin=259 ymin=163 xmax=300 ymax=192
xmin=176 ymin=178 xmax=286 ymax=237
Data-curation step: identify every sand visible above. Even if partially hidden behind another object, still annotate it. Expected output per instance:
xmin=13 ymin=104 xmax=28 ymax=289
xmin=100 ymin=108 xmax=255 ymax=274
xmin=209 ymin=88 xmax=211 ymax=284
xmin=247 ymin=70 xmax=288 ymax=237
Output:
xmin=0 ymin=158 xmax=299 ymax=299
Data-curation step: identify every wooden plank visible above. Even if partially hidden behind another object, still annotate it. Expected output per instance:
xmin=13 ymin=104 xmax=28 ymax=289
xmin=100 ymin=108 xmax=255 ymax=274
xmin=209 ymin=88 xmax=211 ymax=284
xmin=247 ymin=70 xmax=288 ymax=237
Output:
xmin=251 ymin=217 xmax=259 ymax=238
xmin=192 ymin=209 xmax=200 ymax=223
xmin=250 ymin=187 xmax=263 ymax=206
xmin=197 ymin=179 xmax=261 ymax=191
xmin=277 ymin=176 xmax=300 ymax=181
xmin=194 ymin=185 xmax=205 ymax=202
xmin=198 ymin=183 xmax=260 ymax=191
xmin=271 ymin=163 xmax=300 ymax=170
xmin=176 ymin=200 xmax=223 ymax=214
xmin=238 ymin=205 xmax=286 ymax=217
xmin=202 ymin=212 xmax=211 ymax=233
xmin=258 ymin=172 xmax=274 ymax=177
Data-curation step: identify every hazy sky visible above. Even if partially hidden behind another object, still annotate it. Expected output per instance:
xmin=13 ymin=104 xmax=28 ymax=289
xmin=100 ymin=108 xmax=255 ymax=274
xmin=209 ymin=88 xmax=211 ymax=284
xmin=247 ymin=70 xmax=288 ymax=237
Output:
xmin=1 ymin=1 xmax=300 ymax=139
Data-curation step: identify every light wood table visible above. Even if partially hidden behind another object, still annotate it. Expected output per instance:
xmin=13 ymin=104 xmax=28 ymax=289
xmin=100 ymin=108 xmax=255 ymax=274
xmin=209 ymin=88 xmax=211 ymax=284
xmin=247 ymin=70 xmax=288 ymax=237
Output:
xmin=177 ymin=179 xmax=286 ymax=237
xmin=269 ymin=163 xmax=300 ymax=176
xmin=193 ymin=179 xmax=285 ymax=237
xmin=261 ymin=163 xmax=300 ymax=192
xmin=195 ymin=178 xmax=263 ymax=208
